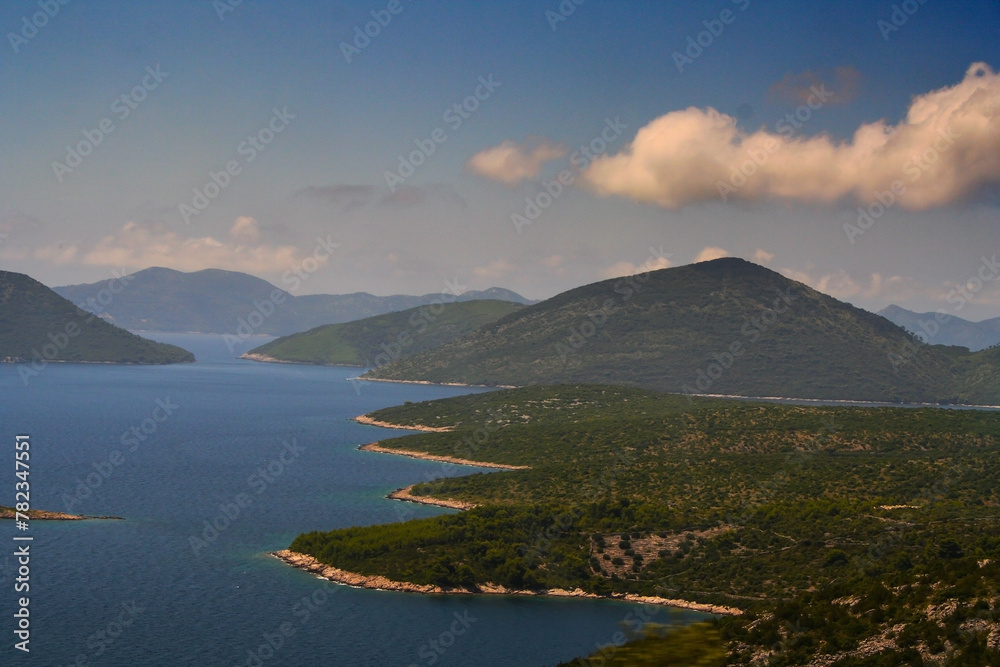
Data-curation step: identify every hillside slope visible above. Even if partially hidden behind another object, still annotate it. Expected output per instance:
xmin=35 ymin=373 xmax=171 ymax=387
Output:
xmin=245 ymin=300 xmax=523 ymax=365
xmin=291 ymin=385 xmax=1000 ymax=664
xmin=954 ymin=345 xmax=1000 ymax=404
xmin=0 ymin=271 xmax=194 ymax=364
xmin=366 ymin=258 xmax=977 ymax=403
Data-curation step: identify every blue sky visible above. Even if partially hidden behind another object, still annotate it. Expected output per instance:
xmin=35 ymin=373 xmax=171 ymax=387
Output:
xmin=2 ymin=0 xmax=999 ymax=318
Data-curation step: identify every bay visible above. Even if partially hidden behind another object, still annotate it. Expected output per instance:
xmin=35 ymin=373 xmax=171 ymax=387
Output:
xmin=0 ymin=334 xmax=703 ymax=666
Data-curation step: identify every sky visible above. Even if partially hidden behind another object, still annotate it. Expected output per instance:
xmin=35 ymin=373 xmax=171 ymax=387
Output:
xmin=2 ymin=0 xmax=999 ymax=319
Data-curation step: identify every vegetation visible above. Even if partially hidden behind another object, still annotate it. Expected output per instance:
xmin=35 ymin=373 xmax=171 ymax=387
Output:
xmin=953 ymin=345 xmax=1000 ymax=406
xmin=365 ymin=258 xmax=999 ymax=405
xmin=291 ymin=384 xmax=1000 ymax=664
xmin=0 ymin=271 xmax=194 ymax=364
xmin=247 ymin=299 xmax=522 ymax=365
xmin=555 ymin=622 xmax=727 ymax=666
xmin=54 ymin=266 xmax=532 ymax=335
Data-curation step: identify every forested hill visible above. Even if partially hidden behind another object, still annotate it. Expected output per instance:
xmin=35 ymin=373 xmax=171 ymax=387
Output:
xmin=0 ymin=270 xmax=194 ymax=366
xmin=366 ymin=258 xmax=997 ymax=405
xmin=245 ymin=300 xmax=523 ymax=365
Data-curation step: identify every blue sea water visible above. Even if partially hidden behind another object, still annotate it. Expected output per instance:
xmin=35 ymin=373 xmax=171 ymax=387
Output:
xmin=0 ymin=334 xmax=703 ymax=666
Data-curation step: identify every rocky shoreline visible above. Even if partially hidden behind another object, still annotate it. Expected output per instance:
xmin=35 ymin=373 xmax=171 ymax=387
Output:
xmin=386 ymin=484 xmax=478 ymax=510
xmin=240 ymin=352 xmax=286 ymax=363
xmin=240 ymin=353 xmax=303 ymax=364
xmin=277 ymin=415 xmax=743 ymax=617
xmin=354 ymin=414 xmax=454 ymax=432
xmin=358 ymin=442 xmax=528 ymax=470
xmin=351 ymin=376 xmax=518 ymax=390
xmin=0 ymin=507 xmax=123 ymax=521
xmin=356 ymin=413 xmax=528 ymax=509
xmin=240 ymin=353 xmax=366 ymax=367
xmin=269 ymin=549 xmax=743 ymax=616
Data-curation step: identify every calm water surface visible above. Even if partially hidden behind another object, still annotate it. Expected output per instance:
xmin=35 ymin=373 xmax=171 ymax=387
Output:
xmin=0 ymin=334 xmax=702 ymax=666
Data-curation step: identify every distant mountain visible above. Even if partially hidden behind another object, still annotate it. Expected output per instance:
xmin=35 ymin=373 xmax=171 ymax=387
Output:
xmin=244 ymin=300 xmax=524 ymax=366
xmin=365 ymin=258 xmax=997 ymax=404
xmin=877 ymin=304 xmax=1000 ymax=351
xmin=0 ymin=271 xmax=194 ymax=366
xmin=54 ymin=267 xmax=535 ymax=335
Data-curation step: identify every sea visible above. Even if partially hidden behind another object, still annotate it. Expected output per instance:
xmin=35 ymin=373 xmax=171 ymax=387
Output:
xmin=0 ymin=334 xmax=703 ymax=666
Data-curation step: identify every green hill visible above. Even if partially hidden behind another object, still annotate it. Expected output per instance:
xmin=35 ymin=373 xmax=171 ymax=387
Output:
xmin=955 ymin=344 xmax=1000 ymax=404
xmin=365 ymin=258 xmax=993 ymax=404
xmin=291 ymin=384 xmax=1000 ymax=665
xmin=0 ymin=271 xmax=194 ymax=366
xmin=245 ymin=299 xmax=523 ymax=366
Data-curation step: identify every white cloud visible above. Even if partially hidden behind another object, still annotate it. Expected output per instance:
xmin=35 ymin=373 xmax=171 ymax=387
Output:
xmin=0 ymin=246 xmax=29 ymax=261
xmin=473 ymin=259 xmax=515 ymax=278
xmin=753 ymin=248 xmax=775 ymax=263
xmin=694 ymin=246 xmax=730 ymax=263
xmin=780 ymin=268 xmax=814 ymax=286
xmin=230 ymin=216 xmax=262 ymax=244
xmin=600 ymin=255 xmax=672 ymax=279
xmin=466 ymin=139 xmax=567 ymax=185
xmin=28 ymin=218 xmax=306 ymax=274
xmin=33 ymin=244 xmax=79 ymax=265
xmin=541 ymin=254 xmax=567 ymax=276
xmin=582 ymin=63 xmax=1000 ymax=210
xmin=780 ymin=267 xmax=921 ymax=302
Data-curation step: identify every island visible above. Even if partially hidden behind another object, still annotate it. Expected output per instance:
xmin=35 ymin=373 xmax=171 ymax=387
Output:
xmin=0 ymin=507 xmax=123 ymax=521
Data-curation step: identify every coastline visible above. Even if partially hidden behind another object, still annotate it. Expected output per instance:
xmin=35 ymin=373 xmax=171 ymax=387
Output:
xmin=0 ymin=358 xmax=189 ymax=366
xmin=387 ymin=484 xmax=477 ymax=510
xmin=354 ymin=414 xmax=454 ymax=432
xmin=240 ymin=352 xmax=303 ymax=364
xmin=358 ymin=442 xmax=528 ymax=470
xmin=356 ymin=414 xmax=527 ymax=509
xmin=269 ymin=549 xmax=742 ymax=616
xmin=683 ymin=392 xmax=1000 ymax=411
xmin=0 ymin=507 xmax=123 ymax=521
xmin=350 ymin=376 xmax=518 ymax=390
xmin=240 ymin=353 xmax=365 ymax=367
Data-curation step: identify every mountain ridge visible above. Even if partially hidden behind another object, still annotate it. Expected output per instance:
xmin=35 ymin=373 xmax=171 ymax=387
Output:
xmin=54 ymin=266 xmax=535 ymax=335
xmin=365 ymin=258 xmax=994 ymax=404
xmin=877 ymin=303 xmax=1000 ymax=351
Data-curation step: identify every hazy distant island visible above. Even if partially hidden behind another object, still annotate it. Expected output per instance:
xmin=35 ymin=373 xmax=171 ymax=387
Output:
xmin=54 ymin=266 xmax=535 ymax=336
xmin=878 ymin=304 xmax=1000 ymax=352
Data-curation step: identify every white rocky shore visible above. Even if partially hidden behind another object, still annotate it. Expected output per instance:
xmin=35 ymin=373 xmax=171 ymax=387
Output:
xmin=270 ymin=550 xmax=742 ymax=616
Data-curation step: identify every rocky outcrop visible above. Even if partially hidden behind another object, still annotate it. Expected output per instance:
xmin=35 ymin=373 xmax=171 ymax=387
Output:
xmin=269 ymin=550 xmax=742 ymax=615
xmin=358 ymin=443 xmax=528 ymax=470
xmin=0 ymin=507 xmax=123 ymax=520
xmin=354 ymin=414 xmax=454 ymax=432
xmin=387 ymin=484 xmax=477 ymax=510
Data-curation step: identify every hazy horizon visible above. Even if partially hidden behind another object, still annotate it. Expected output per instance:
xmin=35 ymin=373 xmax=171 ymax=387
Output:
xmin=3 ymin=0 xmax=999 ymax=317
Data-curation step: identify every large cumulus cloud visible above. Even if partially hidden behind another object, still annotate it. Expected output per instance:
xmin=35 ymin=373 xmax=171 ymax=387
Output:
xmin=581 ymin=63 xmax=1000 ymax=210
